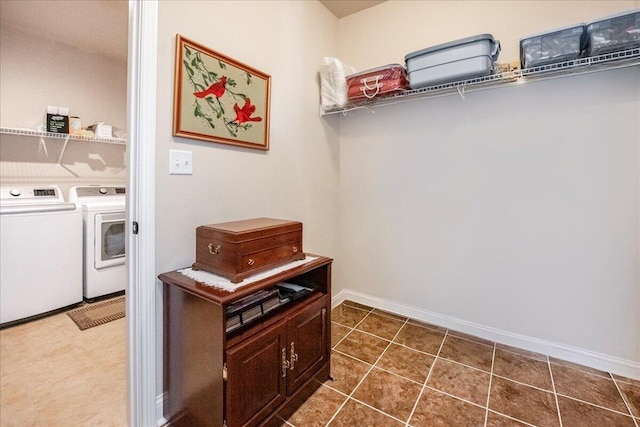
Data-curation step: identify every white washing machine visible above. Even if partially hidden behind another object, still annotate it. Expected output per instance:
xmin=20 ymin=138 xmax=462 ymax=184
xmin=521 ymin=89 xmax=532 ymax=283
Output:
xmin=0 ymin=185 xmax=83 ymax=326
xmin=69 ymin=186 xmax=126 ymax=301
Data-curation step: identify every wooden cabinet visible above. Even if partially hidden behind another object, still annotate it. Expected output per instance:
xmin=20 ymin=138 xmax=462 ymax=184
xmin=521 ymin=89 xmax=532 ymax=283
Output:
xmin=160 ymin=255 xmax=332 ymax=427
xmin=285 ymin=297 xmax=328 ymax=392
xmin=225 ymin=297 xmax=328 ymax=427
xmin=226 ymin=318 xmax=287 ymax=427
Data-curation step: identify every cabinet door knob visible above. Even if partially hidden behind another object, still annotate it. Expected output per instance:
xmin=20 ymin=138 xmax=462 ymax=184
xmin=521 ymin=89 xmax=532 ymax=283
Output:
xmin=247 ymin=259 xmax=255 ymax=266
xmin=208 ymin=243 xmax=221 ymax=255
xmin=292 ymin=246 xmax=298 ymax=253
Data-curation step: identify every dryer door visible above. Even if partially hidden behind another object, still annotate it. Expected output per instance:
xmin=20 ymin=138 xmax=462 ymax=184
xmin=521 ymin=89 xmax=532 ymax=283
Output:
xmin=95 ymin=211 xmax=126 ymax=269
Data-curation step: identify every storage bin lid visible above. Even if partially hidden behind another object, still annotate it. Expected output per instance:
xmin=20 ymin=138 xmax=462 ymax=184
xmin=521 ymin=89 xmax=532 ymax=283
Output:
xmin=519 ymin=23 xmax=585 ymax=43
xmin=405 ymin=34 xmax=499 ymax=61
xmin=586 ymin=9 xmax=639 ymax=30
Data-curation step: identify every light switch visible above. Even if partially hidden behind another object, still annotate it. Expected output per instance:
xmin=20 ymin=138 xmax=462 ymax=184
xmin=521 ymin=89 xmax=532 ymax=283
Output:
xmin=169 ymin=149 xmax=193 ymax=175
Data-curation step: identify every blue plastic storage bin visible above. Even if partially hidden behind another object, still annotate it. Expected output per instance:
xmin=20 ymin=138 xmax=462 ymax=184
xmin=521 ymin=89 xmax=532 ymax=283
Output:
xmin=405 ymin=34 xmax=500 ymax=89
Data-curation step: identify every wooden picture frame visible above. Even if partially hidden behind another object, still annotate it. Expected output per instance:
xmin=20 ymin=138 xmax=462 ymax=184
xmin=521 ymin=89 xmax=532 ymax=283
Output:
xmin=173 ymin=35 xmax=271 ymax=150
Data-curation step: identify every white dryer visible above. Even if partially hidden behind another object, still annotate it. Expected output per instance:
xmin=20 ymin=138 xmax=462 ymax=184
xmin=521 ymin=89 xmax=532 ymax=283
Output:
xmin=69 ymin=186 xmax=126 ymax=301
xmin=0 ymin=185 xmax=83 ymax=326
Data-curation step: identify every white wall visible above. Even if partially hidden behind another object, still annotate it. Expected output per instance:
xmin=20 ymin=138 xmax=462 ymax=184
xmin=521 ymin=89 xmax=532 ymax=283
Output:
xmin=0 ymin=26 xmax=127 ymax=132
xmin=155 ymin=0 xmax=339 ymax=277
xmin=338 ymin=0 xmax=639 ymax=69
xmin=155 ymin=0 xmax=340 ymax=394
xmin=335 ymin=0 xmax=640 ymax=373
xmin=0 ymin=26 xmax=127 ymax=193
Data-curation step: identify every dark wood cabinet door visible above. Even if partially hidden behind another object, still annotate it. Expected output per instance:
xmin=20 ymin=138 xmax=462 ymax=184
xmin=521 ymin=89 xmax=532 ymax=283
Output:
xmin=225 ymin=319 xmax=287 ymax=427
xmin=286 ymin=297 xmax=329 ymax=393
xmin=163 ymin=284 xmax=224 ymax=427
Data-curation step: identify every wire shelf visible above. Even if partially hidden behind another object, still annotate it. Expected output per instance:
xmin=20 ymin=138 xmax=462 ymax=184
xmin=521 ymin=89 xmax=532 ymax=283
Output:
xmin=321 ymin=48 xmax=640 ymax=115
xmin=0 ymin=126 xmax=127 ymax=145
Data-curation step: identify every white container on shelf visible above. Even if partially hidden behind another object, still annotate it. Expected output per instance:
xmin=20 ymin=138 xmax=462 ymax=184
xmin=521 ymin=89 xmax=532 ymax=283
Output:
xmin=405 ymin=34 xmax=500 ymax=89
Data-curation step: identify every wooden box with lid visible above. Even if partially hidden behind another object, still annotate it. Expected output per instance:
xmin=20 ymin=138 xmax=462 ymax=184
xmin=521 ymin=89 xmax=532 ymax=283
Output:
xmin=193 ymin=217 xmax=305 ymax=283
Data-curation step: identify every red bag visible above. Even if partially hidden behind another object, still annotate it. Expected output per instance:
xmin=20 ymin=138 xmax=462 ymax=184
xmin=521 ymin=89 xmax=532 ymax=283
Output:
xmin=346 ymin=64 xmax=409 ymax=101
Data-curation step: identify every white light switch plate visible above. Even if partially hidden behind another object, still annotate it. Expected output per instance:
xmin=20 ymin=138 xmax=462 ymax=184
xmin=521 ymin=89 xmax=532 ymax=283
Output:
xmin=169 ymin=149 xmax=193 ymax=175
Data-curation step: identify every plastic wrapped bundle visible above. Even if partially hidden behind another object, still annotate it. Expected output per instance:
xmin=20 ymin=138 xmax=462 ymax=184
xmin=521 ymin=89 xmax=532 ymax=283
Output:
xmin=319 ymin=57 xmax=356 ymax=111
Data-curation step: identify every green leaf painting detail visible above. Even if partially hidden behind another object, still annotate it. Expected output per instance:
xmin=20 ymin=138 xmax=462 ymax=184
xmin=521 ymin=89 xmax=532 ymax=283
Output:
xmin=184 ymin=47 xmax=262 ymax=138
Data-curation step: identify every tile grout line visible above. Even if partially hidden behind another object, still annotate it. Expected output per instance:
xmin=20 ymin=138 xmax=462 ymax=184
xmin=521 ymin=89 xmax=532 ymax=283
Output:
xmin=279 ymin=416 xmax=295 ymax=427
xmin=446 ymin=332 xmax=494 ymax=348
xmin=330 ymin=321 xmax=354 ymax=350
xmin=404 ymin=381 xmax=537 ymax=427
xmin=495 ymin=345 xmax=548 ymax=362
xmin=330 ymin=305 xmax=376 ymax=350
xmin=491 ymin=372 xmax=559 ymax=394
xmin=405 ymin=320 xmax=448 ymax=335
xmin=604 ymin=373 xmax=639 ymax=426
xmin=417 ymin=384 xmax=487 ymax=411
xmin=612 ymin=376 xmax=640 ymax=387
xmin=336 ymin=319 xmax=489 ymax=374
xmin=341 ymin=326 xmax=394 ymax=343
xmin=549 ymin=359 xmax=611 ymax=380
xmin=321 ymin=380 xmax=409 ymax=426
xmin=394 ymin=340 xmax=491 ymax=375
xmin=332 ymin=343 xmax=502 ymax=406
xmin=483 ymin=343 xmax=496 ymax=427
xmin=332 ymin=305 xmax=640 ymax=427
xmin=612 ymin=379 xmax=640 ymax=427
xmin=547 ymin=354 xmax=564 ymax=427
xmin=365 ymin=362 xmax=431 ymax=388
xmin=404 ymin=329 xmax=449 ymax=427
xmin=324 ymin=316 xmax=410 ymax=426
xmin=392 ymin=341 xmax=439 ymax=359
xmin=556 ymin=392 xmax=640 ymax=420
xmin=485 ymin=409 xmax=539 ymax=427
xmin=338 ymin=394 xmax=410 ymax=426
xmin=329 ymin=348 xmax=375 ymax=372
xmin=346 ymin=306 xmax=375 ymax=329
xmin=370 ymin=308 xmax=411 ymax=323
xmin=324 ymin=307 xmax=376 ymax=426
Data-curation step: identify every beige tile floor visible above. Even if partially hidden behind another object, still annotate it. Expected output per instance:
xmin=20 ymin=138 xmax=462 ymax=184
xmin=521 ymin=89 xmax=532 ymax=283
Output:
xmin=2 ymin=299 xmax=639 ymax=427
xmin=0 ymin=300 xmax=127 ymax=427
xmin=280 ymin=300 xmax=640 ymax=427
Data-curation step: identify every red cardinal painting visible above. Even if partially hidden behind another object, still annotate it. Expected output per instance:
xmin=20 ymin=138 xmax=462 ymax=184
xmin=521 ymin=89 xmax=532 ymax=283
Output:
xmin=193 ymin=76 xmax=227 ymax=99
xmin=233 ymin=98 xmax=262 ymax=124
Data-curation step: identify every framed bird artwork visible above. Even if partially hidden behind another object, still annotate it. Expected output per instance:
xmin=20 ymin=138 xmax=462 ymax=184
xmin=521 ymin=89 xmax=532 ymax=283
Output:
xmin=173 ymin=35 xmax=271 ymax=150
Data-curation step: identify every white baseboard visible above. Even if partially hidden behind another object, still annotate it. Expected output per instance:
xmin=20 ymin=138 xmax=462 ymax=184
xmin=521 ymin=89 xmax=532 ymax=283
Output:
xmin=156 ymin=392 xmax=167 ymax=426
xmin=332 ymin=289 xmax=640 ymax=381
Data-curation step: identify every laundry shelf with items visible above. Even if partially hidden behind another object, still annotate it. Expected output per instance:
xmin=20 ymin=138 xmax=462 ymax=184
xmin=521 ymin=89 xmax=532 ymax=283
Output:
xmin=321 ymin=47 xmax=640 ymax=116
xmin=0 ymin=126 xmax=126 ymax=165
xmin=0 ymin=126 xmax=126 ymax=145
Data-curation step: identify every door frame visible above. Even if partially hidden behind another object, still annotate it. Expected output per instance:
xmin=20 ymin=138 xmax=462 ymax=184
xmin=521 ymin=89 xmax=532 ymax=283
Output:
xmin=126 ymin=1 xmax=158 ymax=425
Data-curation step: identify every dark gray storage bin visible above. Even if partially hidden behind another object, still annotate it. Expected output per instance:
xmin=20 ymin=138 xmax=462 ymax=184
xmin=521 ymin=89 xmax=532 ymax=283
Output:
xmin=520 ymin=24 xmax=586 ymax=69
xmin=586 ymin=10 xmax=640 ymax=56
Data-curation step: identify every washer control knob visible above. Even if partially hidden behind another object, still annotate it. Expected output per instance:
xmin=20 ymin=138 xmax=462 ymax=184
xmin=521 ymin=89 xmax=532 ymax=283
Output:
xmin=9 ymin=189 xmax=21 ymax=197
xmin=99 ymin=187 xmax=108 ymax=195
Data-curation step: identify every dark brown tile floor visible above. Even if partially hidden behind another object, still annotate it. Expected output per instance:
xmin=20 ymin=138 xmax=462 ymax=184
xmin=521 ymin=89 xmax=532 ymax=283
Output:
xmin=279 ymin=300 xmax=640 ymax=427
